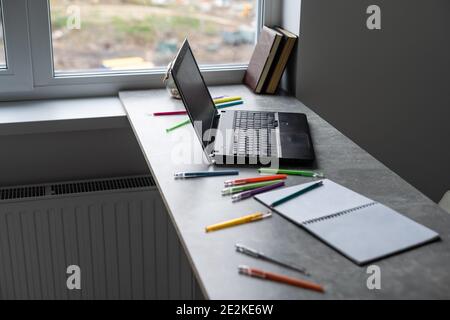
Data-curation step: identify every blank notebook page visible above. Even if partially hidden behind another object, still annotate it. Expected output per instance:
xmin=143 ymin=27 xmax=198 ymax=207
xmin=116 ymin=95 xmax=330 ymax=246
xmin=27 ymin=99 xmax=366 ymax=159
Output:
xmin=255 ymin=179 xmax=440 ymax=265
xmin=255 ymin=179 xmax=373 ymax=223
xmin=304 ymin=202 xmax=439 ymax=264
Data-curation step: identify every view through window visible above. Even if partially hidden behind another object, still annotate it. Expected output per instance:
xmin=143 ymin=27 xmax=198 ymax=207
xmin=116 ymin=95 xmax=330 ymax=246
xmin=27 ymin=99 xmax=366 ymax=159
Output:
xmin=0 ymin=2 xmax=6 ymax=68
xmin=50 ymin=0 xmax=257 ymax=73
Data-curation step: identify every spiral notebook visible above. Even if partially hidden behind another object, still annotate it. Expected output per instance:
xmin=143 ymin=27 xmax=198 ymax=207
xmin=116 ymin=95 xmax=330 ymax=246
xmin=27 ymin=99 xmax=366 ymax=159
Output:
xmin=255 ymin=179 xmax=440 ymax=265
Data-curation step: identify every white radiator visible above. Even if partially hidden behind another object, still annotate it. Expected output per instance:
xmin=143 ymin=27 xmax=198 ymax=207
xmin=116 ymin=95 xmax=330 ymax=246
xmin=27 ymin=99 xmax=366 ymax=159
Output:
xmin=0 ymin=175 xmax=202 ymax=300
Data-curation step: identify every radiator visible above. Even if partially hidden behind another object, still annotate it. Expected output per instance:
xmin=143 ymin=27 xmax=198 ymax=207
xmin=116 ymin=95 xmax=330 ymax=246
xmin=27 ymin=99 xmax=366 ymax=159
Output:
xmin=0 ymin=175 xmax=203 ymax=300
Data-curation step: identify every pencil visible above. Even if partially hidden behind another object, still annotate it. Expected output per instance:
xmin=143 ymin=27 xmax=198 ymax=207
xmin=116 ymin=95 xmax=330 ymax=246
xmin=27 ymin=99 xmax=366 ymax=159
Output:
xmin=165 ymin=118 xmax=190 ymax=132
xmin=259 ymin=168 xmax=324 ymax=178
xmin=222 ymin=180 xmax=283 ymax=195
xmin=153 ymin=111 xmax=188 ymax=116
xmin=154 ymin=99 xmax=242 ymax=116
xmin=238 ymin=265 xmax=324 ymax=293
xmin=270 ymin=181 xmax=324 ymax=207
xmin=215 ymin=100 xmax=243 ymax=109
xmin=174 ymin=170 xmax=239 ymax=179
xmin=205 ymin=212 xmax=271 ymax=233
xmin=224 ymin=174 xmax=287 ymax=187
xmin=213 ymin=96 xmax=242 ymax=104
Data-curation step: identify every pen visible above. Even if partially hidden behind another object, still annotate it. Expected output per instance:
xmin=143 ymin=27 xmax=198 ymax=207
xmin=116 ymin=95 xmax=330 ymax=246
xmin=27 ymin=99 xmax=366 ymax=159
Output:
xmin=224 ymin=174 xmax=287 ymax=187
xmin=270 ymin=180 xmax=324 ymax=207
xmin=174 ymin=170 xmax=239 ymax=179
xmin=153 ymin=110 xmax=187 ymax=116
xmin=235 ymin=244 xmax=310 ymax=276
xmin=238 ymin=265 xmax=324 ymax=293
xmin=166 ymin=118 xmax=190 ymax=132
xmin=164 ymin=101 xmax=244 ymax=131
xmin=215 ymin=100 xmax=243 ymax=109
xmin=154 ymin=99 xmax=242 ymax=116
xmin=231 ymin=181 xmax=285 ymax=202
xmin=258 ymin=168 xmax=324 ymax=178
xmin=205 ymin=212 xmax=272 ymax=233
xmin=213 ymin=96 xmax=242 ymax=104
xmin=222 ymin=180 xmax=283 ymax=195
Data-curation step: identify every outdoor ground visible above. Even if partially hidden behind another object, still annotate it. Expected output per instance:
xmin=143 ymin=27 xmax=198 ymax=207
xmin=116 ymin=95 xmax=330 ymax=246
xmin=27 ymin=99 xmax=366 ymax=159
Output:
xmin=50 ymin=0 xmax=256 ymax=72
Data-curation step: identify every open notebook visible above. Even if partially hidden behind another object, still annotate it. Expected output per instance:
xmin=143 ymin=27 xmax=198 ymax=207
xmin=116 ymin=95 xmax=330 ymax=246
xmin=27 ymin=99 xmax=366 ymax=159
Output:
xmin=255 ymin=179 xmax=439 ymax=265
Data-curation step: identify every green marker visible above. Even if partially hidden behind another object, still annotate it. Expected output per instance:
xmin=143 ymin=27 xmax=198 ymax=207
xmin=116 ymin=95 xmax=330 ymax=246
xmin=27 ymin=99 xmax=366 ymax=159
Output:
xmin=258 ymin=168 xmax=324 ymax=178
xmin=166 ymin=118 xmax=190 ymax=132
xmin=222 ymin=180 xmax=283 ymax=195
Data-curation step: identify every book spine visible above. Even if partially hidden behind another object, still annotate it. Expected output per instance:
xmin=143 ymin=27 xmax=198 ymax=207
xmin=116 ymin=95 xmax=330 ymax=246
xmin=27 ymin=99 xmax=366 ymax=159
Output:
xmin=266 ymin=39 xmax=296 ymax=94
xmin=255 ymin=34 xmax=283 ymax=93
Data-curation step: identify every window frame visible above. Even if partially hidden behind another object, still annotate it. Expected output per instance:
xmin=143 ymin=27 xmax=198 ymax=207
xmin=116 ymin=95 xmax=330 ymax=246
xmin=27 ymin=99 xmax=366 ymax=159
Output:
xmin=0 ymin=0 xmax=33 ymax=93
xmin=0 ymin=0 xmax=279 ymax=100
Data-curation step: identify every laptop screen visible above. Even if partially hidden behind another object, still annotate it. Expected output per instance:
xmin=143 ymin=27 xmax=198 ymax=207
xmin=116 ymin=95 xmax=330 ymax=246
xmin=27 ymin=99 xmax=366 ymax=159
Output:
xmin=171 ymin=40 xmax=216 ymax=148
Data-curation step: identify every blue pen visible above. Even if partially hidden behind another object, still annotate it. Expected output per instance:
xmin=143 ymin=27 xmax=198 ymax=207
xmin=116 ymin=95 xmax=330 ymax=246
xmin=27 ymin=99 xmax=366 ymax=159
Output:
xmin=174 ymin=170 xmax=239 ymax=179
xmin=216 ymin=100 xmax=243 ymax=109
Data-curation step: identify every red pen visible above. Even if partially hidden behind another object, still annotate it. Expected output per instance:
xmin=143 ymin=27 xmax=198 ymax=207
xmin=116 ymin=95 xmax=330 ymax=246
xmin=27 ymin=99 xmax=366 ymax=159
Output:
xmin=224 ymin=174 xmax=288 ymax=187
xmin=153 ymin=110 xmax=187 ymax=116
xmin=238 ymin=265 xmax=324 ymax=293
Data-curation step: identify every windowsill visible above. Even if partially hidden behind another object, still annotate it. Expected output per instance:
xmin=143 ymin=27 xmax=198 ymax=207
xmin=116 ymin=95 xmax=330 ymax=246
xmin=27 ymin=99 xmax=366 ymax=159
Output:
xmin=0 ymin=96 xmax=129 ymax=135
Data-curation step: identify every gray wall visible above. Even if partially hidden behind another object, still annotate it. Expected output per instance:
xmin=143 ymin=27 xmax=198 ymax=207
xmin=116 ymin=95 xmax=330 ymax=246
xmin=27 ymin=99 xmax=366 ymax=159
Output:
xmin=0 ymin=125 xmax=149 ymax=187
xmin=290 ymin=0 xmax=449 ymax=202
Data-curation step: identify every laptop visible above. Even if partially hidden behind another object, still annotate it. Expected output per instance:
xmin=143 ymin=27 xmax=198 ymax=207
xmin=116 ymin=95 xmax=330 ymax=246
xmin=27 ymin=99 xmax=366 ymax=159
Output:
xmin=170 ymin=39 xmax=315 ymax=166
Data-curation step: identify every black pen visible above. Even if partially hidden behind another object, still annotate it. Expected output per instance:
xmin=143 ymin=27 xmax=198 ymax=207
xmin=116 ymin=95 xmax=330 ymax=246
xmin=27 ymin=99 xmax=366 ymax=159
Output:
xmin=235 ymin=243 xmax=310 ymax=276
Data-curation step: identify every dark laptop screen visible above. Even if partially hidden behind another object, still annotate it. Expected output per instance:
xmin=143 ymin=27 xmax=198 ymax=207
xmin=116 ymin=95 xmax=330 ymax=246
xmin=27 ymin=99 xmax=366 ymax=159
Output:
xmin=171 ymin=40 xmax=216 ymax=148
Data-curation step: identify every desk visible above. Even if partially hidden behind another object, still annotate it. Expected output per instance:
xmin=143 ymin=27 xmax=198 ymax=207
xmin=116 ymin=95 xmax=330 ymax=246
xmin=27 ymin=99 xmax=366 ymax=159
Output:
xmin=120 ymin=85 xmax=450 ymax=299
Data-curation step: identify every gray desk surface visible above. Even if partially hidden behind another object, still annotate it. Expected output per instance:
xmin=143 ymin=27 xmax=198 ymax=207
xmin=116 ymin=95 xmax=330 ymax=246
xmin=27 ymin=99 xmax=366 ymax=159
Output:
xmin=120 ymin=85 xmax=450 ymax=299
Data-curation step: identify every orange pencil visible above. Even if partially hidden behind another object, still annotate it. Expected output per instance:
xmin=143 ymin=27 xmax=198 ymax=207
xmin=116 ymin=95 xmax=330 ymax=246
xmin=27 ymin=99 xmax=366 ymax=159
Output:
xmin=224 ymin=174 xmax=288 ymax=187
xmin=238 ymin=265 xmax=324 ymax=293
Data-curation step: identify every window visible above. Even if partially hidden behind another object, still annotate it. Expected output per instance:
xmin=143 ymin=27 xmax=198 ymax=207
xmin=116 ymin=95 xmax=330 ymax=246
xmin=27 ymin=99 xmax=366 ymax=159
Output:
xmin=0 ymin=0 xmax=278 ymax=99
xmin=49 ymin=0 xmax=257 ymax=73
xmin=0 ymin=2 xmax=6 ymax=68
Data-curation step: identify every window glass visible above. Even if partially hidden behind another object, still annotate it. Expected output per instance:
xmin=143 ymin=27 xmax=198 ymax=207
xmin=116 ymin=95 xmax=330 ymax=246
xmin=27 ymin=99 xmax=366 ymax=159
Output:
xmin=49 ymin=0 xmax=257 ymax=73
xmin=0 ymin=2 xmax=6 ymax=69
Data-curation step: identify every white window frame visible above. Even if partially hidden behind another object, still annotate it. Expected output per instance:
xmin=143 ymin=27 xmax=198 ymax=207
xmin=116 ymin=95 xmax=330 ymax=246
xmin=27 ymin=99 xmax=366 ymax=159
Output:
xmin=0 ymin=0 xmax=280 ymax=100
xmin=0 ymin=0 xmax=33 ymax=93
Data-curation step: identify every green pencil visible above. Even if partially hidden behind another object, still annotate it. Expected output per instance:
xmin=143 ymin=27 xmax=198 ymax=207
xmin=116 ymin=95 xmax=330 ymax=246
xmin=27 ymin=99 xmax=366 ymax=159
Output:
xmin=166 ymin=118 xmax=190 ymax=132
xmin=222 ymin=180 xmax=283 ymax=195
xmin=270 ymin=181 xmax=324 ymax=207
xmin=258 ymin=168 xmax=324 ymax=178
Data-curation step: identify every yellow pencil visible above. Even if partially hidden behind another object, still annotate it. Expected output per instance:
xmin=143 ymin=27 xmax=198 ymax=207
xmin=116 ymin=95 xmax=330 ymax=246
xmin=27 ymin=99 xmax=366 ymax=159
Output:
xmin=213 ymin=96 xmax=242 ymax=104
xmin=205 ymin=212 xmax=272 ymax=233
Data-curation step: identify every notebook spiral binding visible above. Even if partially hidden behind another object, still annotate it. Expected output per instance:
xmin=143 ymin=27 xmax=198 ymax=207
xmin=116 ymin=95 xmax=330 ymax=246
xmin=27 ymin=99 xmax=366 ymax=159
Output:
xmin=301 ymin=202 xmax=378 ymax=225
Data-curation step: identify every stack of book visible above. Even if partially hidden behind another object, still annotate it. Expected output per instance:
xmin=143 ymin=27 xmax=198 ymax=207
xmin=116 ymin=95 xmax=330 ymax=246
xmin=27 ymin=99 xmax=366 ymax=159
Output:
xmin=244 ymin=26 xmax=298 ymax=94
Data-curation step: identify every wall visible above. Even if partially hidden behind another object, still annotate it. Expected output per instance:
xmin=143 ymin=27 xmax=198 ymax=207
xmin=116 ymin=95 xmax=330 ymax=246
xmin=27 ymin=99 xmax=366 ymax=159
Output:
xmin=0 ymin=125 xmax=149 ymax=187
xmin=284 ymin=0 xmax=450 ymax=202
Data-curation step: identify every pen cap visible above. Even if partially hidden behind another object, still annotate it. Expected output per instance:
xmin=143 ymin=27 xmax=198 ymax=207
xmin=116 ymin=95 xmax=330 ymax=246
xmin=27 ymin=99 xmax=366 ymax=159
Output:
xmin=235 ymin=244 xmax=260 ymax=257
xmin=238 ymin=265 xmax=265 ymax=278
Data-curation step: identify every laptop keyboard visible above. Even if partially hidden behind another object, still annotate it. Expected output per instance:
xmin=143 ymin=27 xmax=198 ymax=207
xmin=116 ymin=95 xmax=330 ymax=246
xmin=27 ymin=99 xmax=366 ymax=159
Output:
xmin=232 ymin=111 xmax=277 ymax=157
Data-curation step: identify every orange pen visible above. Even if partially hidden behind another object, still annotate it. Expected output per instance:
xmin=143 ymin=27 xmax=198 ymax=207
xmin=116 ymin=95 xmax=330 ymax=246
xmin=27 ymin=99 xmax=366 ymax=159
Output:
xmin=238 ymin=265 xmax=325 ymax=293
xmin=224 ymin=174 xmax=288 ymax=187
